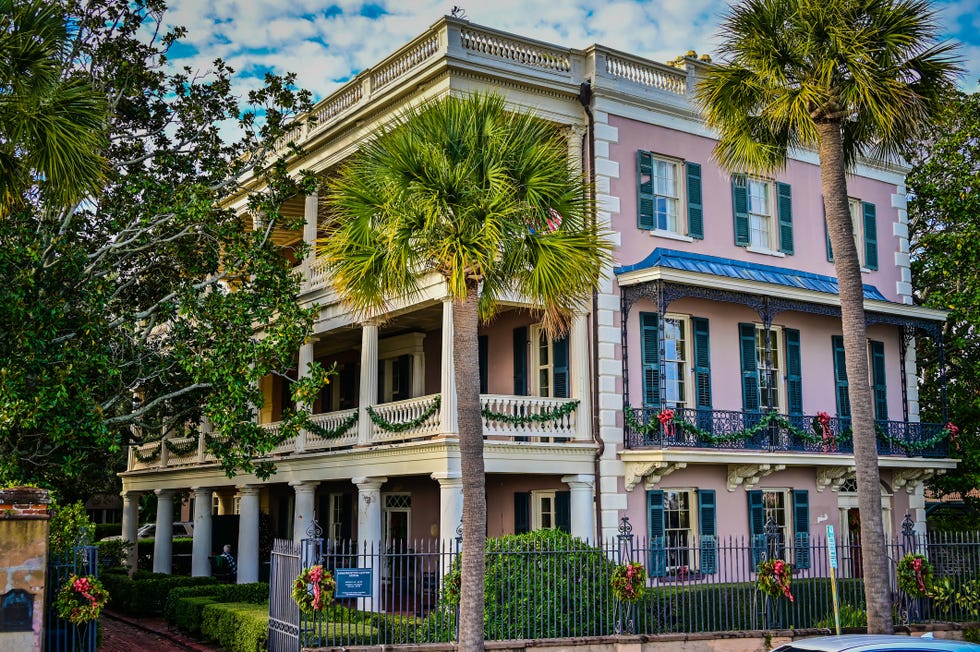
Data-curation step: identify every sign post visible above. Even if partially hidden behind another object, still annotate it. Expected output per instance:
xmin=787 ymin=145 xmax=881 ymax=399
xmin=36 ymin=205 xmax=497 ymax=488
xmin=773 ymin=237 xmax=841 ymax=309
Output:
xmin=826 ymin=525 xmax=841 ymax=635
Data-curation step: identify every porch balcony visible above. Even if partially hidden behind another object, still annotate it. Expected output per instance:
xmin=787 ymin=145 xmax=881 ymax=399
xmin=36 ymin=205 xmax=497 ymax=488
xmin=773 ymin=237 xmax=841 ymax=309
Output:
xmin=127 ymin=393 xmax=581 ymax=471
xmin=624 ymin=406 xmax=950 ymax=458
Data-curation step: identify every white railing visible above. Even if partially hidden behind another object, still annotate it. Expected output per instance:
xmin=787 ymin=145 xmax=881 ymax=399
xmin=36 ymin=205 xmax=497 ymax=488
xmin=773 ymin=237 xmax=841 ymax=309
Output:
xmin=130 ymin=441 xmax=162 ymax=471
xmin=306 ymin=409 xmax=359 ymax=450
xmin=309 ymin=85 xmax=363 ymax=133
xmin=371 ymin=393 xmax=442 ymax=443
xmin=164 ymin=437 xmax=199 ymax=466
xmin=371 ymin=33 xmax=441 ymax=90
xmin=305 ymin=258 xmax=330 ymax=292
xmin=460 ymin=27 xmax=571 ymax=73
xmin=481 ymin=394 xmax=577 ymax=440
xmin=605 ymin=54 xmax=687 ymax=95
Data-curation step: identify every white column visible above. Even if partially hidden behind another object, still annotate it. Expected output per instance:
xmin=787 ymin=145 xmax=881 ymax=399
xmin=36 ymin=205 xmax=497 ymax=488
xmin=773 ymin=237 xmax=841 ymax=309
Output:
xmin=121 ymin=491 xmax=140 ymax=574
xmin=353 ymin=476 xmax=386 ymax=611
xmin=570 ymin=310 xmax=592 ymax=441
xmin=412 ymin=353 xmax=425 ymax=398
xmin=440 ymin=299 xmax=458 ymax=435
xmin=291 ymin=481 xmax=320 ymax=542
xmin=909 ymin=483 xmax=928 ymax=539
xmin=432 ymin=472 xmax=463 ymax=550
xmin=237 ymin=485 xmax=261 ymax=584
xmin=197 ymin=417 xmax=211 ymax=463
xmin=191 ymin=487 xmax=214 ymax=577
xmin=296 ymin=339 xmax=316 ymax=453
xmin=302 ymin=192 xmax=318 ymax=282
xmin=153 ymin=489 xmax=175 ymax=574
xmin=358 ymin=321 xmax=379 ymax=446
xmin=562 ymin=474 xmax=596 ymax=543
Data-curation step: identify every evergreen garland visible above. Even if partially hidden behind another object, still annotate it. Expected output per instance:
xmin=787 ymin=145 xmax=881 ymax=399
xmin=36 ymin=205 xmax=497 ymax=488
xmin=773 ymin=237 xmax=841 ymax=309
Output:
xmin=305 ymin=412 xmax=358 ymax=439
xmin=132 ymin=442 xmax=161 ymax=463
xmin=164 ymin=437 xmax=199 ymax=456
xmin=367 ymin=395 xmax=441 ymax=433
xmin=481 ymin=400 xmax=580 ymax=426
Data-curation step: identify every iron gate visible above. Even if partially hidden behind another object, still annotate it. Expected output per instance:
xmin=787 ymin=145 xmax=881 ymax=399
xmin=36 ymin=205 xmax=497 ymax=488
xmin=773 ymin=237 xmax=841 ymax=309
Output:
xmin=45 ymin=545 xmax=98 ymax=652
xmin=268 ymin=538 xmax=302 ymax=652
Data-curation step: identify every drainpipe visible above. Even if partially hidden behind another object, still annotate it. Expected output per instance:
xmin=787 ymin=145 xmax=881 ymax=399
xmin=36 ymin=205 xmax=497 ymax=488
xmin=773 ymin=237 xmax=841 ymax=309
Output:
xmin=578 ymin=80 xmax=603 ymax=540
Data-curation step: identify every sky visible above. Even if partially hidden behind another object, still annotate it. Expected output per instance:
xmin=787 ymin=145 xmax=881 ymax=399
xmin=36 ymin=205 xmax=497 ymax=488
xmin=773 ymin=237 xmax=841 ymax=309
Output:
xmin=162 ymin=0 xmax=980 ymax=110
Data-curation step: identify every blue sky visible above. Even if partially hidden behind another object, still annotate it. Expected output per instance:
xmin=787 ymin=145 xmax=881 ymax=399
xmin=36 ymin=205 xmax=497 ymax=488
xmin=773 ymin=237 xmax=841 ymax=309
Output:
xmin=163 ymin=0 xmax=980 ymax=107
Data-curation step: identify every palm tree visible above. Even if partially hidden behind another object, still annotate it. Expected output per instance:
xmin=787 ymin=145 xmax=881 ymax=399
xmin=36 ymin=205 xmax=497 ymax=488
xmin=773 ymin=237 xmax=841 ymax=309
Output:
xmin=320 ymin=92 xmax=610 ymax=650
xmin=697 ymin=0 xmax=959 ymax=633
xmin=0 ymin=0 xmax=106 ymax=213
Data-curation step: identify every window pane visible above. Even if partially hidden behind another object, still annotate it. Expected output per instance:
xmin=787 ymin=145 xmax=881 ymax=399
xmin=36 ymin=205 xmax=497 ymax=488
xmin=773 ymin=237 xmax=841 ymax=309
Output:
xmin=663 ymin=490 xmax=692 ymax=569
xmin=663 ymin=318 xmax=687 ymax=407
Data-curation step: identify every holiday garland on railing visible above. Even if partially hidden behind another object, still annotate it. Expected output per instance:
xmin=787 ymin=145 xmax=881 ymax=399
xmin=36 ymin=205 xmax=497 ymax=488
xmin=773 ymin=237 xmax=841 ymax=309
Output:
xmin=481 ymin=399 xmax=579 ymax=426
xmin=366 ymin=395 xmax=441 ymax=433
xmin=305 ymin=412 xmax=358 ymax=440
xmin=132 ymin=442 xmax=161 ymax=463
xmin=164 ymin=437 xmax=199 ymax=457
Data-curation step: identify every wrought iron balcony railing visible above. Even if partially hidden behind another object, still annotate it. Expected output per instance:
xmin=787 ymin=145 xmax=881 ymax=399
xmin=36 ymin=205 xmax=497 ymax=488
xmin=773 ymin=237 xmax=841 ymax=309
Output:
xmin=624 ymin=406 xmax=950 ymax=458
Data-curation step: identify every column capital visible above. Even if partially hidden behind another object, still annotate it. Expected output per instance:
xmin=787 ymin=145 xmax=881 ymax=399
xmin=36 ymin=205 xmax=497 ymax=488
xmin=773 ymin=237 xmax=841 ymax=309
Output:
xmin=352 ymin=476 xmax=387 ymax=492
xmin=237 ymin=485 xmax=262 ymax=497
xmin=154 ymin=488 xmax=176 ymax=498
xmin=431 ymin=472 xmax=463 ymax=487
xmin=190 ymin=486 xmax=213 ymax=495
xmin=561 ymin=474 xmax=595 ymax=489
xmin=289 ymin=480 xmax=320 ymax=494
xmin=120 ymin=490 xmax=142 ymax=499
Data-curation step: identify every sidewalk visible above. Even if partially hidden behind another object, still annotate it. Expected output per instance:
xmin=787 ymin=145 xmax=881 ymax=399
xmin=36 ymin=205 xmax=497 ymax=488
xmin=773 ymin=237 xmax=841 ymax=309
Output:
xmin=101 ymin=610 xmax=225 ymax=652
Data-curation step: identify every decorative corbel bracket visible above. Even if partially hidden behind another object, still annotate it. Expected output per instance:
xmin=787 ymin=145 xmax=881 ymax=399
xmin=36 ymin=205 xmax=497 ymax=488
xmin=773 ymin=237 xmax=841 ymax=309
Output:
xmin=892 ymin=468 xmax=944 ymax=494
xmin=727 ymin=463 xmax=785 ymax=492
xmin=816 ymin=466 xmax=854 ymax=492
xmin=624 ymin=461 xmax=687 ymax=491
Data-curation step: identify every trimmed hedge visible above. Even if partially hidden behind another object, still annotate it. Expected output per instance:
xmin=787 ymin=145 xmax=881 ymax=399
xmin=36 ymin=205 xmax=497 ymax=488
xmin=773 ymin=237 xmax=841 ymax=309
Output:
xmin=172 ymin=596 xmax=217 ymax=635
xmin=101 ymin=571 xmax=217 ymax=616
xmin=200 ymin=602 xmax=269 ymax=652
xmin=164 ymin=582 xmax=268 ymax=625
xmin=94 ymin=523 xmax=122 ymax=540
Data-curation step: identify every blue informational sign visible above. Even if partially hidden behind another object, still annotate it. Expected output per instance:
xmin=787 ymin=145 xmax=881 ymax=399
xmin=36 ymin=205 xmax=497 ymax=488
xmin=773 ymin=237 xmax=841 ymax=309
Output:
xmin=334 ymin=568 xmax=373 ymax=598
xmin=827 ymin=524 xmax=838 ymax=570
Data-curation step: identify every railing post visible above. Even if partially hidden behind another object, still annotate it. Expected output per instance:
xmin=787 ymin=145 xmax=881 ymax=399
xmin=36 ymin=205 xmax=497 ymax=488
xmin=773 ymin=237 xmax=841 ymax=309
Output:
xmin=300 ymin=521 xmax=325 ymax=647
xmin=615 ymin=516 xmax=636 ymax=634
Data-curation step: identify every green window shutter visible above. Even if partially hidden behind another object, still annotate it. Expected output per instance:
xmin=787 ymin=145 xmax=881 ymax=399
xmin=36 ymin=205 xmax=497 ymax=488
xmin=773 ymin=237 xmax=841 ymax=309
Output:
xmin=514 ymin=492 xmax=530 ymax=534
xmin=647 ymin=490 xmax=666 ymax=577
xmin=513 ymin=327 xmax=527 ymax=396
xmin=698 ymin=490 xmax=717 ymax=574
xmin=638 ymin=150 xmax=655 ymax=229
xmin=785 ymin=328 xmax=803 ymax=415
xmin=479 ymin=335 xmax=488 ymax=394
xmin=553 ymin=336 xmax=569 ymax=399
xmin=863 ymin=201 xmax=878 ymax=270
xmin=777 ymin=182 xmax=794 ymax=254
xmin=640 ymin=313 xmax=661 ymax=409
xmin=748 ymin=490 xmax=765 ymax=568
xmin=793 ymin=490 xmax=811 ymax=570
xmin=555 ymin=491 xmax=571 ymax=533
xmin=825 ymin=222 xmax=834 ymax=261
xmin=732 ymin=174 xmax=749 ymax=246
xmin=870 ymin=340 xmax=888 ymax=421
xmin=832 ymin=335 xmax=850 ymax=418
xmin=739 ymin=323 xmax=760 ymax=413
xmin=692 ymin=317 xmax=712 ymax=410
xmin=686 ymin=162 xmax=704 ymax=239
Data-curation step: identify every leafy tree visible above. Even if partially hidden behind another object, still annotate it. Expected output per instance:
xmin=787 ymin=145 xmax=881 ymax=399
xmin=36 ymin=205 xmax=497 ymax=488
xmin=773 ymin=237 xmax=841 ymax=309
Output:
xmin=320 ymin=92 xmax=611 ymax=652
xmin=697 ymin=0 xmax=959 ymax=633
xmin=0 ymin=0 xmax=329 ymax=501
xmin=907 ymin=89 xmax=980 ymax=523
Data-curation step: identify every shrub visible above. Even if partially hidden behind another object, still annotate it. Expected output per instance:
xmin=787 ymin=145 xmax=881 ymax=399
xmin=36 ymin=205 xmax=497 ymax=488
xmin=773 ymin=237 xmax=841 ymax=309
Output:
xmin=164 ymin=582 xmax=268 ymax=624
xmin=964 ymin=626 xmax=980 ymax=644
xmin=49 ymin=502 xmax=96 ymax=557
xmin=815 ymin=603 xmax=867 ymax=629
xmin=200 ymin=602 xmax=268 ymax=652
xmin=101 ymin=572 xmax=217 ymax=616
xmin=94 ymin=523 xmax=121 ymax=541
xmin=96 ymin=539 xmax=132 ymax=571
xmin=172 ymin=596 xmax=216 ymax=635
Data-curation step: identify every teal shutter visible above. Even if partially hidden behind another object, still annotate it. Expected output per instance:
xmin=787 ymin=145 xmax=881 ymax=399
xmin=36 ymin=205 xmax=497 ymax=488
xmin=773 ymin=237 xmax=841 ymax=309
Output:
xmin=870 ymin=340 xmax=888 ymax=421
xmin=739 ymin=323 xmax=760 ymax=413
xmin=686 ymin=162 xmax=704 ymax=239
xmin=748 ymin=490 xmax=765 ymax=568
xmin=513 ymin=327 xmax=527 ymax=396
xmin=647 ymin=490 xmax=666 ymax=577
xmin=732 ymin=174 xmax=749 ymax=246
xmin=692 ymin=317 xmax=712 ymax=410
xmin=862 ymin=202 xmax=878 ymax=270
xmin=479 ymin=335 xmax=488 ymax=394
xmin=555 ymin=491 xmax=571 ymax=533
xmin=785 ymin=328 xmax=803 ymax=415
xmin=793 ymin=490 xmax=811 ymax=569
xmin=640 ymin=313 xmax=661 ymax=408
xmin=698 ymin=490 xmax=717 ymax=574
xmin=777 ymin=182 xmax=794 ymax=254
xmin=514 ymin=492 xmax=530 ymax=534
xmin=825 ymin=221 xmax=834 ymax=261
xmin=832 ymin=335 xmax=850 ymax=417
xmin=638 ymin=150 xmax=655 ymax=229
xmin=553 ymin=336 xmax=569 ymax=399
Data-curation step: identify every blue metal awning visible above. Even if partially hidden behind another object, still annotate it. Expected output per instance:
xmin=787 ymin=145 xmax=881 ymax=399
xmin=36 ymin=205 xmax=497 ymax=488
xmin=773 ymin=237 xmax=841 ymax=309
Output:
xmin=615 ymin=248 xmax=888 ymax=301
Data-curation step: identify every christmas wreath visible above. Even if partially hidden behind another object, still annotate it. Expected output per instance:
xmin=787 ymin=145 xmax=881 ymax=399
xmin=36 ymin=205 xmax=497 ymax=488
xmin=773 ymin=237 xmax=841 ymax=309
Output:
xmin=611 ymin=562 xmax=647 ymax=603
xmin=897 ymin=553 xmax=933 ymax=597
xmin=55 ymin=575 xmax=109 ymax=624
xmin=757 ymin=559 xmax=794 ymax=602
xmin=292 ymin=565 xmax=336 ymax=614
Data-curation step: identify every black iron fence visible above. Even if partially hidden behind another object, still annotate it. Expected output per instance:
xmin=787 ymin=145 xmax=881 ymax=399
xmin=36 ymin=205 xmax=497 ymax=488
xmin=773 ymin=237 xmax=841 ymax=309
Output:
xmin=271 ymin=527 xmax=980 ymax=649
xmin=45 ymin=546 xmax=99 ymax=652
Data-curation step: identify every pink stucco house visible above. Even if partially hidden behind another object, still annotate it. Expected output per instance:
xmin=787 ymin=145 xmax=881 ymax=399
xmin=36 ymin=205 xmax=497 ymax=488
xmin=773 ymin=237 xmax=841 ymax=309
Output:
xmin=119 ymin=16 xmax=954 ymax=589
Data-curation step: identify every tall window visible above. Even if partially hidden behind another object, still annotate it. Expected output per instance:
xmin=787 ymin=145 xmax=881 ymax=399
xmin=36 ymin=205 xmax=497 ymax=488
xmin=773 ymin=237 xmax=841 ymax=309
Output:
xmin=328 ymin=494 xmax=345 ymax=540
xmin=848 ymin=197 xmax=865 ymax=265
xmin=638 ymin=151 xmax=697 ymax=237
xmin=664 ymin=490 xmax=694 ymax=569
xmin=755 ymin=325 xmax=784 ymax=412
xmin=529 ymin=326 xmax=569 ymax=398
xmin=748 ymin=178 xmax=773 ymax=250
xmin=663 ymin=316 xmax=689 ymax=408
xmin=652 ymin=158 xmax=680 ymax=232
xmin=762 ymin=489 xmax=792 ymax=558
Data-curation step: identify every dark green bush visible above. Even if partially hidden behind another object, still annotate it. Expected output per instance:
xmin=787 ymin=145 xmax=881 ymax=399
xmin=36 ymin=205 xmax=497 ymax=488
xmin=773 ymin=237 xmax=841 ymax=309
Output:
xmin=200 ymin=602 xmax=268 ymax=652
xmin=96 ymin=539 xmax=132 ymax=571
xmin=164 ymin=582 xmax=268 ymax=624
xmin=94 ymin=523 xmax=121 ymax=541
xmin=101 ymin=572 xmax=217 ymax=615
xmin=173 ymin=596 xmax=216 ymax=635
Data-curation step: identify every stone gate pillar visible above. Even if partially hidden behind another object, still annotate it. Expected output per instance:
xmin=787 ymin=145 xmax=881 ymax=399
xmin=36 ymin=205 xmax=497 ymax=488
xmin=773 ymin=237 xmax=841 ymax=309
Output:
xmin=0 ymin=487 xmax=51 ymax=652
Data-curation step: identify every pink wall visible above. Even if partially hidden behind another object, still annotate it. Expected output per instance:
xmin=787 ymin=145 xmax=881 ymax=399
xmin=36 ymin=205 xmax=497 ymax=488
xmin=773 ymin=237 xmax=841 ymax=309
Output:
xmin=486 ymin=473 xmax=568 ymax=537
xmin=479 ymin=308 xmax=537 ymax=395
xmin=608 ymin=116 xmax=903 ymax=303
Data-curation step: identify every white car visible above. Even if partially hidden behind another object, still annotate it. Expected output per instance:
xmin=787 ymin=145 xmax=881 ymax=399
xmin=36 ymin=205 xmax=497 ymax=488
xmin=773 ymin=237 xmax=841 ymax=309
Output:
xmin=774 ymin=635 xmax=980 ymax=652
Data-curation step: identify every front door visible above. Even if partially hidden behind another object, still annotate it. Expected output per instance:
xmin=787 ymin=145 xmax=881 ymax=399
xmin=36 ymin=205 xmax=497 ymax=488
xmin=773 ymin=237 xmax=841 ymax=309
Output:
xmin=382 ymin=494 xmax=412 ymax=591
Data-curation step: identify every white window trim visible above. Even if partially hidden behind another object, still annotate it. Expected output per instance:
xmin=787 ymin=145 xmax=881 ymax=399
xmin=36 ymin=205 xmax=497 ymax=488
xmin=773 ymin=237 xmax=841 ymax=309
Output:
xmin=529 ymin=325 xmax=555 ymax=398
xmin=663 ymin=313 xmax=693 ymax=409
xmin=662 ymin=488 xmax=700 ymax=572
xmin=531 ymin=490 xmax=557 ymax=531
xmin=761 ymin=488 xmax=795 ymax=545
xmin=642 ymin=152 xmax=688 ymax=236
xmin=747 ymin=177 xmax=778 ymax=252
xmin=755 ymin=324 xmax=787 ymax=414
xmin=650 ymin=229 xmax=694 ymax=243
xmin=327 ymin=493 xmax=345 ymax=540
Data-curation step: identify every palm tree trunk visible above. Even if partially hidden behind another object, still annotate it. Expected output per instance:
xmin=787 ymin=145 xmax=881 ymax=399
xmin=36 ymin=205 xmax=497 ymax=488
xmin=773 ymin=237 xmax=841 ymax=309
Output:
xmin=817 ymin=120 xmax=894 ymax=635
xmin=455 ymin=281 xmax=486 ymax=651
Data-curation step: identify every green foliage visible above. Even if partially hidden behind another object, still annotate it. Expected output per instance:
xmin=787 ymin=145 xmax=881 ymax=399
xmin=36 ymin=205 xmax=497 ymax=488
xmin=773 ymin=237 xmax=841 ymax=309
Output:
xmin=815 ymin=603 xmax=868 ymax=630
xmin=48 ymin=502 xmax=96 ymax=558
xmin=171 ymin=596 xmax=216 ymax=636
xmin=94 ymin=523 xmax=121 ymax=541
xmin=928 ymin=577 xmax=980 ymax=619
xmin=164 ymin=582 xmax=269 ymax=624
xmin=95 ymin=539 xmax=132 ymax=571
xmin=200 ymin=602 xmax=269 ymax=652
xmin=965 ymin=626 xmax=980 ymax=643
xmin=100 ymin=571 xmax=216 ymax=616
